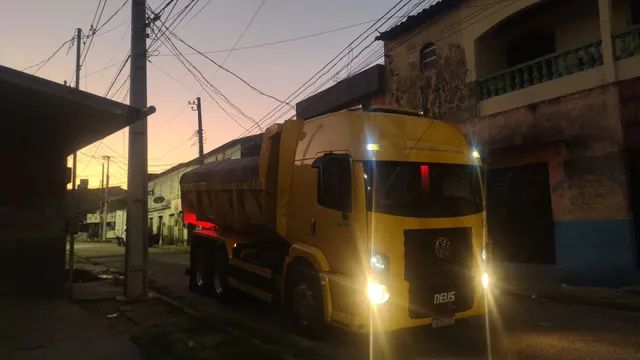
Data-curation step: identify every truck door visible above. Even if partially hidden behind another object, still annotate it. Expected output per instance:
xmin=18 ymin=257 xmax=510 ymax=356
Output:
xmin=308 ymin=154 xmax=357 ymax=275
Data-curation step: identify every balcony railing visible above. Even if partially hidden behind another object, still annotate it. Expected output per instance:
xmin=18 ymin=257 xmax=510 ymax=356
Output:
xmin=614 ymin=24 xmax=640 ymax=61
xmin=478 ymin=41 xmax=603 ymax=101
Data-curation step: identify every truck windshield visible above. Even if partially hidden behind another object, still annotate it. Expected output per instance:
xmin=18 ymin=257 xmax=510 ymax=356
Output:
xmin=363 ymin=161 xmax=483 ymax=218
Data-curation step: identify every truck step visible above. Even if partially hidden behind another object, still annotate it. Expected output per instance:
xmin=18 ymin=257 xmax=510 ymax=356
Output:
xmin=229 ymin=258 xmax=272 ymax=279
xmin=227 ymin=277 xmax=273 ymax=303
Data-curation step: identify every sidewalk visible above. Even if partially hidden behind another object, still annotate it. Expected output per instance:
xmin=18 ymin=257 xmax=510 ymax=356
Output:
xmin=498 ymin=279 xmax=640 ymax=313
xmin=0 ymin=297 xmax=141 ymax=360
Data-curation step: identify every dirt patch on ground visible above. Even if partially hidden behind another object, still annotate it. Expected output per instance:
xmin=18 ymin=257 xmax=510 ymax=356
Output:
xmin=77 ymin=296 xmax=322 ymax=360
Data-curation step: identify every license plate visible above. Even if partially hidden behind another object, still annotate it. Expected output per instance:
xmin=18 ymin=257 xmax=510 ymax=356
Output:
xmin=432 ymin=315 xmax=455 ymax=328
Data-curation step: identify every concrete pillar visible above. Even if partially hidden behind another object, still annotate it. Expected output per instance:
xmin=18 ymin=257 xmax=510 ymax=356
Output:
xmin=598 ymin=0 xmax=618 ymax=83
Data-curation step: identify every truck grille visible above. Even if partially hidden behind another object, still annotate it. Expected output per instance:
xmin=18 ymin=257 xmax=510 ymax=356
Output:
xmin=404 ymin=228 xmax=475 ymax=319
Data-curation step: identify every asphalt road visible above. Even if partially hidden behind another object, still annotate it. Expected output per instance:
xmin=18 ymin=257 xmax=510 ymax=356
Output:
xmin=75 ymin=241 xmax=640 ymax=360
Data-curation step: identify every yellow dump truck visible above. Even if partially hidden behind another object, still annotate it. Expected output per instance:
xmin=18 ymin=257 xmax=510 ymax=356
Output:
xmin=180 ymin=109 xmax=489 ymax=335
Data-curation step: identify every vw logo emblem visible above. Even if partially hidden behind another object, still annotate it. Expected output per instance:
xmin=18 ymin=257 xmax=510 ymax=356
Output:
xmin=434 ymin=237 xmax=451 ymax=258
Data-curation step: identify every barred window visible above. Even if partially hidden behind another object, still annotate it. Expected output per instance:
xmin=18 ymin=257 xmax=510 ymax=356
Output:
xmin=420 ymin=42 xmax=437 ymax=71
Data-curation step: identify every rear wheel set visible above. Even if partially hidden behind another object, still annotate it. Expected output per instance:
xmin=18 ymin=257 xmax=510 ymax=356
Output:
xmin=189 ymin=241 xmax=234 ymax=301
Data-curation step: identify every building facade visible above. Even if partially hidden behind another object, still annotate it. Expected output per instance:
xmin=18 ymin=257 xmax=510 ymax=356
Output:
xmin=147 ymin=134 xmax=262 ymax=245
xmin=376 ymin=0 xmax=640 ymax=284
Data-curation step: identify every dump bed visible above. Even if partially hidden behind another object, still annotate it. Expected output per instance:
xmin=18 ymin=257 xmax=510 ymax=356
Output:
xmin=180 ymin=119 xmax=303 ymax=241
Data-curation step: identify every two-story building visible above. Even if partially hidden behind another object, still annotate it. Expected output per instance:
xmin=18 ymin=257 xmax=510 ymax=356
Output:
xmin=375 ymin=0 xmax=640 ymax=285
xmin=147 ymin=134 xmax=262 ymax=245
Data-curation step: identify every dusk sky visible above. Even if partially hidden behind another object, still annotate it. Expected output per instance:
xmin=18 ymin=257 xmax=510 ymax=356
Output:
xmin=1 ymin=0 xmax=402 ymax=189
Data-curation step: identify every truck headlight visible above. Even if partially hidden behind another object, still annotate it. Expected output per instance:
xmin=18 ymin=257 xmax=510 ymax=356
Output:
xmin=368 ymin=282 xmax=390 ymax=304
xmin=370 ymin=254 xmax=389 ymax=271
xmin=481 ymin=272 xmax=490 ymax=289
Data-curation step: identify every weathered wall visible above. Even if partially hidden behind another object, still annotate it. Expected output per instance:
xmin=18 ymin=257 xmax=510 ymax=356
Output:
xmin=467 ymin=82 xmax=636 ymax=284
xmin=386 ymin=43 xmax=475 ymax=120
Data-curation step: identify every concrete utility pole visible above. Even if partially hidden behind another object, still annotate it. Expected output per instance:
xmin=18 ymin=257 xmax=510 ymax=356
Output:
xmin=101 ymin=156 xmax=111 ymax=241
xmin=99 ymin=161 xmax=105 ymax=240
xmin=125 ymin=0 xmax=149 ymax=299
xmin=67 ymin=27 xmax=82 ymax=298
xmin=73 ymin=28 xmax=81 ymax=190
xmin=189 ymin=97 xmax=204 ymax=164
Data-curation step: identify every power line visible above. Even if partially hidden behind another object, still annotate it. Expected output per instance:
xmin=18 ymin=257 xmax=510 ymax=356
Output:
xmin=79 ymin=143 xmax=102 ymax=174
xmin=152 ymin=31 xmax=253 ymax=130
xmin=147 ymin=0 xmax=200 ymax=53
xmin=21 ymin=35 xmax=75 ymax=74
xmin=97 ymin=19 xmax=130 ymax=86
xmin=103 ymin=54 xmax=130 ymax=97
xmin=149 ymin=16 xmax=259 ymax=129
xmin=74 ymin=0 xmax=129 ymax=86
xmin=88 ymin=0 xmax=104 ymax=30
xmin=151 ymin=0 xmax=178 ymax=18
xmin=157 ymin=17 xmax=402 ymax=56
xmin=239 ymin=0 xmax=417 ymax=136
xmin=94 ymin=0 xmax=129 ymax=34
xmin=160 ymin=24 xmax=294 ymax=109
xmin=150 ymin=59 xmax=252 ymax=130
xmin=92 ymin=20 xmax=127 ymax=38
xmin=80 ymin=0 xmax=108 ymax=67
xmin=241 ymin=0 xmax=416 ymax=135
xmin=111 ymin=74 xmax=130 ymax=100
xmin=211 ymin=0 xmax=265 ymax=80
xmin=182 ymin=0 xmax=214 ymax=27
xmin=82 ymin=60 xmax=122 ymax=79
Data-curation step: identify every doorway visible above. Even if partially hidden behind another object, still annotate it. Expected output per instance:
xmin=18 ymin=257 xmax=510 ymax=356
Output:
xmin=487 ymin=163 xmax=556 ymax=264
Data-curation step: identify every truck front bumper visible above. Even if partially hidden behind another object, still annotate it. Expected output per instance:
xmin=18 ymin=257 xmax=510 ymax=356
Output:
xmin=324 ymin=271 xmax=489 ymax=333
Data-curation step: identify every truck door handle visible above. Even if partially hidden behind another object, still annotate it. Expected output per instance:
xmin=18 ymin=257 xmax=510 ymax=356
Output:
xmin=309 ymin=219 xmax=316 ymax=236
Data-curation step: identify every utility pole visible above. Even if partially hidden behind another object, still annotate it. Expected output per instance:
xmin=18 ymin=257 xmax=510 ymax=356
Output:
xmin=101 ymin=156 xmax=111 ymax=241
xmin=73 ymin=28 xmax=81 ymax=190
xmin=99 ymin=161 xmax=105 ymax=239
xmin=189 ymin=97 xmax=204 ymax=164
xmin=68 ymin=27 xmax=82 ymax=298
xmin=125 ymin=0 xmax=149 ymax=299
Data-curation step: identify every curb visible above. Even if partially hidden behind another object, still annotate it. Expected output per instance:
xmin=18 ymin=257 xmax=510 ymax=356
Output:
xmin=498 ymin=285 xmax=640 ymax=313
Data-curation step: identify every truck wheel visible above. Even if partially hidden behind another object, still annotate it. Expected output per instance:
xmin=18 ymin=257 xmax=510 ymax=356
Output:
xmin=211 ymin=247 xmax=234 ymax=302
xmin=189 ymin=243 xmax=212 ymax=295
xmin=287 ymin=266 xmax=325 ymax=338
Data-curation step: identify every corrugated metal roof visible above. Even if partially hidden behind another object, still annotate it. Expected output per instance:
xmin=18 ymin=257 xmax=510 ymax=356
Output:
xmin=376 ymin=0 xmax=458 ymax=41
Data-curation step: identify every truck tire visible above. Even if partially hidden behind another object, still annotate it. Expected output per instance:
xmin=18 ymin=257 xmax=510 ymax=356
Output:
xmin=189 ymin=241 xmax=212 ymax=295
xmin=211 ymin=246 xmax=235 ymax=302
xmin=286 ymin=265 xmax=326 ymax=339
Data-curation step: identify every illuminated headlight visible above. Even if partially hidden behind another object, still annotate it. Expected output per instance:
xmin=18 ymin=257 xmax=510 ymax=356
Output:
xmin=367 ymin=283 xmax=390 ymax=304
xmin=481 ymin=247 xmax=487 ymax=263
xmin=472 ymin=149 xmax=481 ymax=158
xmin=481 ymin=272 xmax=490 ymax=289
xmin=370 ymin=254 xmax=389 ymax=271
